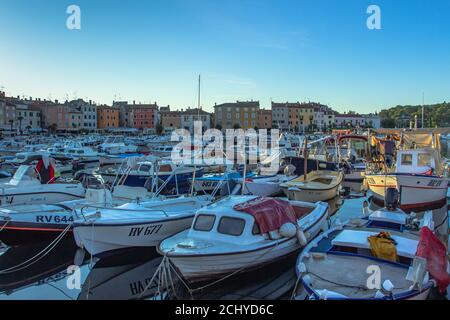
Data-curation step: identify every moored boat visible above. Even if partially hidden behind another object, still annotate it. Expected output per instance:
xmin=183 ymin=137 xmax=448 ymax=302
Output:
xmin=294 ymin=201 xmax=449 ymax=300
xmin=366 ymin=148 xmax=449 ymax=212
xmin=280 ymin=170 xmax=343 ymax=202
xmin=73 ymin=195 xmax=212 ymax=257
xmin=158 ymin=196 xmax=329 ymax=283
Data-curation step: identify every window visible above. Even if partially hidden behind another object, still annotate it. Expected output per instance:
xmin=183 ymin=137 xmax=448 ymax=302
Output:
xmin=218 ymin=217 xmax=245 ymax=236
xmin=193 ymin=214 xmax=216 ymax=231
xmin=401 ymin=154 xmax=413 ymax=166
xmin=418 ymin=153 xmax=431 ymax=167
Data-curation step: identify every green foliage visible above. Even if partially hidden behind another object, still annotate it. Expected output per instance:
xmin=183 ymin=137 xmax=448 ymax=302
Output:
xmin=379 ymin=102 xmax=450 ymax=128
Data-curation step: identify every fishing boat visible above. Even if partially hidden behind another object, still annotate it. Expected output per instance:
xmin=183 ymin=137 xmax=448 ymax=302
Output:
xmin=280 ymin=170 xmax=343 ymax=202
xmin=0 ymin=160 xmax=85 ymax=207
xmin=366 ymin=135 xmax=449 ymax=212
xmin=294 ymin=192 xmax=449 ymax=300
xmin=73 ymin=195 xmax=212 ymax=257
xmin=158 ymin=196 xmax=329 ymax=283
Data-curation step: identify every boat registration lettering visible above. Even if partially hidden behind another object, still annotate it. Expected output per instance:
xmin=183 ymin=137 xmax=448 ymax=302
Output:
xmin=128 ymin=224 xmax=163 ymax=237
xmin=36 ymin=215 xmax=74 ymax=223
xmin=427 ymin=180 xmax=442 ymax=187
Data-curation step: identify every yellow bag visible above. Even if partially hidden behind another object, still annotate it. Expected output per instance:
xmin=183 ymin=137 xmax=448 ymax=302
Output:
xmin=368 ymin=232 xmax=398 ymax=262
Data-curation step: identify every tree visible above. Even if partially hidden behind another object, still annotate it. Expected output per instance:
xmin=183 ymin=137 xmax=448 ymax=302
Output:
xmin=156 ymin=123 xmax=164 ymax=135
xmin=215 ymin=124 xmax=222 ymax=131
xmin=26 ymin=125 xmax=32 ymax=133
xmin=253 ymin=126 xmax=259 ymax=131
xmin=233 ymin=123 xmax=241 ymax=129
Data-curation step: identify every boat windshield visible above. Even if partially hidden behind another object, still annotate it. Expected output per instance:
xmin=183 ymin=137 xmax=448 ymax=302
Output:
xmin=193 ymin=214 xmax=216 ymax=231
xmin=9 ymin=165 xmax=35 ymax=185
xmin=217 ymin=216 xmax=245 ymax=236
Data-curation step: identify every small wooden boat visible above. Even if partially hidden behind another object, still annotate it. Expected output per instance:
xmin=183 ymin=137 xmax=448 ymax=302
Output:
xmin=280 ymin=170 xmax=343 ymax=202
xmin=158 ymin=196 xmax=329 ymax=283
xmin=294 ymin=207 xmax=449 ymax=300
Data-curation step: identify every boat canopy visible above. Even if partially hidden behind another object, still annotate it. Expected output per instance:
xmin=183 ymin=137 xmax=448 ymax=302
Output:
xmin=233 ymin=197 xmax=297 ymax=233
xmin=401 ymin=132 xmax=441 ymax=150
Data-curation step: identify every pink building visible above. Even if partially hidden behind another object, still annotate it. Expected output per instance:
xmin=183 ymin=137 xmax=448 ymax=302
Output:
xmin=131 ymin=103 xmax=158 ymax=129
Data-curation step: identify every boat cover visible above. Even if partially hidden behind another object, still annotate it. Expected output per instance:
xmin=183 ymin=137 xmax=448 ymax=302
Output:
xmin=233 ymin=197 xmax=297 ymax=233
xmin=415 ymin=227 xmax=450 ymax=293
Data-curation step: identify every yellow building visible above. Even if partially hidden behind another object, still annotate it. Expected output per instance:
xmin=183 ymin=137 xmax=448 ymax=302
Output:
xmin=214 ymin=101 xmax=260 ymax=129
xmin=97 ymin=105 xmax=119 ymax=129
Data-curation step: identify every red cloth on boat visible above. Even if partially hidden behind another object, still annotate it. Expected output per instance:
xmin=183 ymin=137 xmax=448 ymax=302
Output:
xmin=415 ymin=227 xmax=450 ymax=293
xmin=233 ymin=197 xmax=297 ymax=234
xmin=35 ymin=159 xmax=55 ymax=184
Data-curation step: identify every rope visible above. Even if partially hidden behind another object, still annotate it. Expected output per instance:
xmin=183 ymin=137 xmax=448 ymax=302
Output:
xmin=0 ymin=219 xmax=10 ymax=232
xmin=144 ymin=239 xmax=286 ymax=300
xmin=0 ymin=223 xmax=72 ymax=274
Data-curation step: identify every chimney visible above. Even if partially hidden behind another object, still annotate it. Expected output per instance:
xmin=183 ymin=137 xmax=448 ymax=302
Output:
xmin=89 ymin=100 xmax=92 ymax=105
xmin=55 ymin=99 xmax=59 ymax=104
xmin=133 ymin=100 xmax=136 ymax=105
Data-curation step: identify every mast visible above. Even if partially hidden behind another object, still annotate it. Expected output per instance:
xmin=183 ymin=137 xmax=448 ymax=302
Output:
xmin=190 ymin=74 xmax=201 ymax=196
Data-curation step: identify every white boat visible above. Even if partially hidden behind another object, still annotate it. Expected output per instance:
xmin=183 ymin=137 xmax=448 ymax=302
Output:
xmin=49 ymin=141 xmax=102 ymax=165
xmin=73 ymin=195 xmax=212 ymax=257
xmin=158 ymin=196 xmax=329 ymax=282
xmin=294 ymin=205 xmax=448 ymax=300
xmin=0 ymin=162 xmax=85 ymax=207
xmin=366 ymin=148 xmax=449 ymax=212
xmin=280 ymin=170 xmax=343 ymax=202
xmin=0 ymin=186 xmax=153 ymax=244
xmin=99 ymin=136 xmax=138 ymax=155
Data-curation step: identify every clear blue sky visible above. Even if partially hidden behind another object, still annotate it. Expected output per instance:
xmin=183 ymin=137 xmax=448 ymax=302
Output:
xmin=1 ymin=0 xmax=449 ymax=113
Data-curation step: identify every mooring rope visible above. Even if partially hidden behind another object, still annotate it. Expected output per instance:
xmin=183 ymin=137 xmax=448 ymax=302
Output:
xmin=0 ymin=223 xmax=72 ymax=274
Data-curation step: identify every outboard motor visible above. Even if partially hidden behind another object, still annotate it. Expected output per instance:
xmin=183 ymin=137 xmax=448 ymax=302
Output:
xmin=384 ymin=188 xmax=399 ymax=211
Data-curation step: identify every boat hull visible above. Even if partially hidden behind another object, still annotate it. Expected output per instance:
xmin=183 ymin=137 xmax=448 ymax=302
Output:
xmin=162 ymin=208 xmax=329 ymax=283
xmin=73 ymin=216 xmax=195 ymax=257
xmin=0 ymin=187 xmax=85 ymax=206
xmin=283 ymin=186 xmax=339 ymax=202
xmin=366 ymin=174 xmax=448 ymax=212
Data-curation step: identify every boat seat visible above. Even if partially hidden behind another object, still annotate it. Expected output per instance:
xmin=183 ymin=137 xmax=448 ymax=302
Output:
xmin=331 ymin=230 xmax=418 ymax=259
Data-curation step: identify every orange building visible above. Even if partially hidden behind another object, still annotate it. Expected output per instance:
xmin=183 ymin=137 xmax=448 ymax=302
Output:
xmin=97 ymin=105 xmax=119 ymax=129
xmin=258 ymin=109 xmax=272 ymax=129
